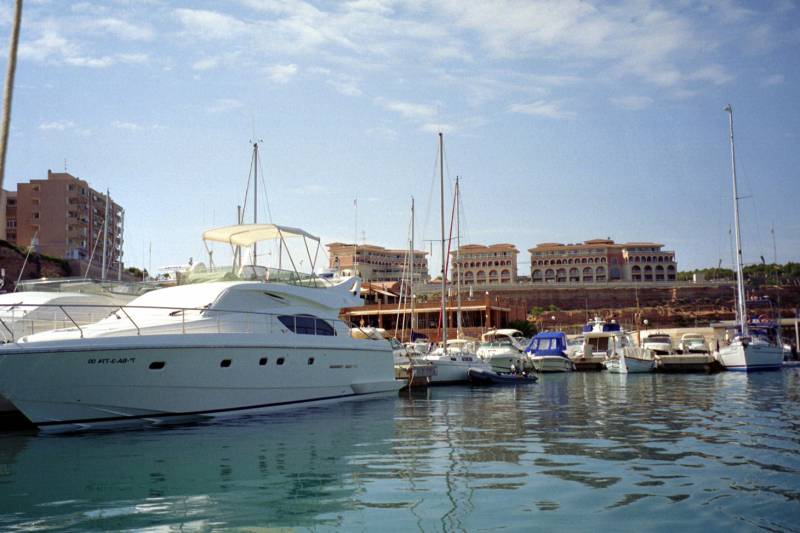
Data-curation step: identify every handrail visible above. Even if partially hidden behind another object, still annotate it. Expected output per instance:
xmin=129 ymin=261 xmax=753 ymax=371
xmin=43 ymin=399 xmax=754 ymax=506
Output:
xmin=0 ymin=302 xmax=367 ymax=341
xmin=0 ymin=315 xmax=13 ymax=341
xmin=117 ymin=306 xmax=141 ymax=336
xmin=58 ymin=305 xmax=84 ymax=339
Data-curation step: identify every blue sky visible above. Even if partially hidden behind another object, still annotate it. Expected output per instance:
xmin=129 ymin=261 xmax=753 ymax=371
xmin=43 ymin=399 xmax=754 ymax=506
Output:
xmin=2 ymin=0 xmax=799 ymax=276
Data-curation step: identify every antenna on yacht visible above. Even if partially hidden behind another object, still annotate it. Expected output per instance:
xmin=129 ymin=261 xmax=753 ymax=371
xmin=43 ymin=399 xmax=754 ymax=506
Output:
xmin=249 ymin=139 xmax=263 ymax=265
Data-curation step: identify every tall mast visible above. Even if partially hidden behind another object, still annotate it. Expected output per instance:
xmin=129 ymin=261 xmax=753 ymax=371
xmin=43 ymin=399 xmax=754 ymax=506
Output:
xmin=410 ymin=196 xmax=416 ymax=336
xmin=101 ymin=189 xmax=109 ymax=281
xmin=252 ymin=141 xmax=259 ymax=265
xmin=439 ymin=132 xmax=447 ymax=354
xmin=455 ymin=176 xmax=462 ymax=338
xmin=725 ymin=104 xmax=748 ymax=337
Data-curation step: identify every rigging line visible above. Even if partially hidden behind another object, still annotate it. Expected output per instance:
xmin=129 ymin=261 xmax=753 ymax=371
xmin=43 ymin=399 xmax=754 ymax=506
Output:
xmin=240 ymin=147 xmax=254 ymax=223
xmin=421 ymin=138 xmax=440 ymax=258
xmin=436 ymin=185 xmax=459 ymax=335
xmin=736 ymin=151 xmax=767 ymax=265
xmin=83 ymin=224 xmax=105 ymax=280
xmin=256 ymin=145 xmax=273 ymax=224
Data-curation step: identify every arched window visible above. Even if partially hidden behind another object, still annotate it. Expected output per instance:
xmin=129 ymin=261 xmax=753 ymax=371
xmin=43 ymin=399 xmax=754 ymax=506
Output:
xmin=476 ymin=270 xmax=486 ymax=284
xmin=582 ymin=267 xmax=594 ymax=282
xmin=632 ymin=264 xmax=641 ymax=281
xmin=489 ymin=269 xmax=499 ymax=283
xmin=596 ymin=265 xmax=606 ymax=282
xmin=569 ymin=267 xmax=580 ymax=282
xmin=556 ymin=268 xmax=567 ymax=282
xmin=532 ymin=269 xmax=543 ymax=282
xmin=667 ymin=264 xmax=676 ymax=280
xmin=500 ymin=269 xmax=511 ymax=283
xmin=655 ymin=265 xmax=665 ymax=281
xmin=644 ymin=265 xmax=653 ymax=281
xmin=545 ymin=269 xmax=555 ymax=282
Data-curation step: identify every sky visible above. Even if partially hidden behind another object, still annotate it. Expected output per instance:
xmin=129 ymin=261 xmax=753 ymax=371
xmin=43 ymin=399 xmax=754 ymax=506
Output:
xmin=1 ymin=0 xmax=799 ymax=277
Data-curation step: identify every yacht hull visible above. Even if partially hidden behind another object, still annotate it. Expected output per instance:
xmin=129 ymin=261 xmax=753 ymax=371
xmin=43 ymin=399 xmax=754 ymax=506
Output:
xmin=717 ymin=342 xmax=783 ymax=371
xmin=531 ymin=356 xmax=574 ymax=373
xmin=604 ymin=355 xmax=654 ymax=374
xmin=0 ymin=336 xmax=401 ymax=432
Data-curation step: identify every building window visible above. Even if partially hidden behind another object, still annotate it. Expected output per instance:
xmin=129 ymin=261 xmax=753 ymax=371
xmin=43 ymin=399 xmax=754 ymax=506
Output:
xmin=259 ymin=357 xmax=268 ymax=366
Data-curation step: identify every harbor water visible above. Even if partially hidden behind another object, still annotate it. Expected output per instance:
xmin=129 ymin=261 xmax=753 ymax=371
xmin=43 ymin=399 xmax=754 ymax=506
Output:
xmin=1 ymin=370 xmax=799 ymax=532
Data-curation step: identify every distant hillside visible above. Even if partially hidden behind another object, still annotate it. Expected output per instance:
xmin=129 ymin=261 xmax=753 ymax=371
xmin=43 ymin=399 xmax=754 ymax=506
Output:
xmin=0 ymin=239 xmax=72 ymax=292
xmin=678 ymin=263 xmax=800 ymax=286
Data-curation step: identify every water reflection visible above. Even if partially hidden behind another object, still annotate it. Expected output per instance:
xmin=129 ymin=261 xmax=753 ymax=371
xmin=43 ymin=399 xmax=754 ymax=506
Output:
xmin=0 ymin=398 xmax=397 ymax=531
xmin=1 ymin=371 xmax=799 ymax=531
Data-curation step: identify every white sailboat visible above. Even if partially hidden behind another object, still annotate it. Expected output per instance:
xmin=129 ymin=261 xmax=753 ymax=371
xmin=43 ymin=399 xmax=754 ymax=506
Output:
xmin=417 ymin=134 xmax=490 ymax=383
xmin=715 ymin=106 xmax=783 ymax=371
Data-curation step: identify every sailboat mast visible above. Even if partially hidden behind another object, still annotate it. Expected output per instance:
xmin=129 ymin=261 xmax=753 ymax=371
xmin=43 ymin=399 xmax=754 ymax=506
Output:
xmin=439 ymin=132 xmax=447 ymax=354
xmin=101 ymin=189 xmax=109 ymax=281
xmin=456 ymin=176 xmax=462 ymax=337
xmin=410 ymin=196 xmax=416 ymax=336
xmin=252 ymin=141 xmax=259 ymax=265
xmin=726 ymin=105 xmax=748 ymax=337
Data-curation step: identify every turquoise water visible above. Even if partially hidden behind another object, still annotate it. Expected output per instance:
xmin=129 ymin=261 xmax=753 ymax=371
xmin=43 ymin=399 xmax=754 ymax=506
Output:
xmin=1 ymin=370 xmax=799 ymax=532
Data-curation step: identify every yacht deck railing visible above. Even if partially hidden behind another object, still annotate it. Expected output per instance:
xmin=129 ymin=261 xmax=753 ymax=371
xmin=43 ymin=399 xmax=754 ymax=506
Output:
xmin=0 ymin=303 xmax=369 ymax=344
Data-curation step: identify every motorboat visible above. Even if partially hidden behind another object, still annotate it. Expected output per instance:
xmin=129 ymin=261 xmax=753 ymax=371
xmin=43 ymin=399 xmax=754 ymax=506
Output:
xmin=476 ymin=328 xmax=531 ymax=373
xmin=565 ymin=335 xmax=584 ymax=358
xmin=0 ymin=223 xmax=403 ymax=432
xmin=603 ymin=335 xmax=655 ymax=374
xmin=525 ymin=332 xmax=575 ymax=372
xmin=715 ymin=106 xmax=783 ymax=371
xmin=571 ymin=317 xmax=622 ymax=370
xmin=468 ymin=368 xmax=537 ymax=385
xmin=677 ymin=333 xmax=709 ymax=354
xmin=641 ymin=333 xmax=673 ymax=355
xmin=418 ymin=338 xmax=489 ymax=384
xmin=654 ymin=332 xmax=717 ymax=372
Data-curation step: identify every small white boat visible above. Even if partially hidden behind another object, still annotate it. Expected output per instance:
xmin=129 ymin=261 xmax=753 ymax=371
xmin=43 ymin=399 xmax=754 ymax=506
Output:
xmin=641 ymin=333 xmax=673 ymax=355
xmin=476 ymin=329 xmax=531 ymax=372
xmin=604 ymin=352 xmax=655 ymax=374
xmin=590 ymin=331 xmax=655 ymax=373
xmin=525 ymin=332 xmax=574 ymax=372
xmin=716 ymin=334 xmax=783 ymax=371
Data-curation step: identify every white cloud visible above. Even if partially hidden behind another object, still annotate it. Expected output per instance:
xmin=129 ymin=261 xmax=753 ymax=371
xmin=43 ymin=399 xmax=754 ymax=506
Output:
xmin=377 ymin=98 xmax=437 ymax=120
xmin=173 ymin=8 xmax=248 ymax=40
xmin=509 ymin=100 xmax=575 ymax=119
xmin=20 ymin=27 xmax=115 ymax=68
xmin=117 ymin=53 xmax=149 ymax=64
xmin=112 ymin=121 xmax=142 ymax=131
xmin=761 ymin=74 xmax=784 ymax=87
xmin=366 ymin=126 xmax=398 ymax=140
xmin=39 ymin=120 xmax=75 ymax=131
xmin=192 ymin=57 xmax=220 ymax=71
xmin=86 ymin=18 xmax=154 ymax=41
xmin=208 ymin=98 xmax=244 ymax=113
xmin=687 ymin=64 xmax=733 ymax=86
xmin=327 ymin=77 xmax=362 ymax=96
xmin=610 ymin=95 xmax=654 ymax=111
xmin=265 ymin=63 xmax=298 ymax=83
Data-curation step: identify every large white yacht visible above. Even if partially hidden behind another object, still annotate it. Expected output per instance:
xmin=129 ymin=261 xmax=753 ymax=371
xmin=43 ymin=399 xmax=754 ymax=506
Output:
xmin=0 ymin=224 xmax=402 ymax=432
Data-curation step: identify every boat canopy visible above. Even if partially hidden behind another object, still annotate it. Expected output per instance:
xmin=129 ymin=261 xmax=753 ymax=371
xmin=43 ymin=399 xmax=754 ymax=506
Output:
xmin=582 ymin=321 xmax=620 ymax=333
xmin=202 ymin=224 xmax=319 ymax=246
xmin=526 ymin=332 xmax=568 ymax=355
